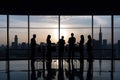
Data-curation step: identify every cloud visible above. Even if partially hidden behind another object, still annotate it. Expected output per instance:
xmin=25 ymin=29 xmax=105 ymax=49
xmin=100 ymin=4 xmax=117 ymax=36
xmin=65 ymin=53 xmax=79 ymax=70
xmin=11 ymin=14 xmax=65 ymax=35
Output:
xmin=61 ymin=16 xmax=92 ymax=27
xmin=0 ymin=15 xmax=7 ymax=27
xmin=30 ymin=16 xmax=58 ymax=23
xmin=93 ymin=16 xmax=111 ymax=27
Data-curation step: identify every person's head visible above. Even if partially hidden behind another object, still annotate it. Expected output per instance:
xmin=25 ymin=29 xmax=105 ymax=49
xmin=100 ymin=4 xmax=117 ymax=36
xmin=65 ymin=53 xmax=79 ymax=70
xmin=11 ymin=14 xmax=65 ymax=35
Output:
xmin=47 ymin=35 xmax=51 ymax=39
xmin=61 ymin=36 xmax=64 ymax=39
xmin=71 ymin=33 xmax=74 ymax=37
xmin=33 ymin=34 xmax=36 ymax=38
xmin=81 ymin=35 xmax=84 ymax=39
xmin=88 ymin=35 xmax=91 ymax=40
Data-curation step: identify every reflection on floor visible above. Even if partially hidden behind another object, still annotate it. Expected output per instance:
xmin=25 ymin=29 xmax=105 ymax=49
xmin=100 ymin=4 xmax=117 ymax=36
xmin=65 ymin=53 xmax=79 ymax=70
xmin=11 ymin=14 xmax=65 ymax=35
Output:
xmin=0 ymin=59 xmax=120 ymax=80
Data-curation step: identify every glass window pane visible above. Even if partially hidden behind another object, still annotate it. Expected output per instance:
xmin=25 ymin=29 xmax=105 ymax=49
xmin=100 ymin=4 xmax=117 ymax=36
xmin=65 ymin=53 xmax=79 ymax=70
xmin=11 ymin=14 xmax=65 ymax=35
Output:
xmin=0 ymin=15 xmax=7 ymax=72
xmin=30 ymin=29 xmax=58 ymax=44
xmin=9 ymin=29 xmax=28 ymax=47
xmin=9 ymin=29 xmax=28 ymax=59
xmin=93 ymin=16 xmax=111 ymax=27
xmin=0 ymin=15 xmax=7 ymax=27
xmin=61 ymin=16 xmax=92 ymax=28
xmin=9 ymin=15 xmax=28 ymax=27
xmin=93 ymin=16 xmax=112 ymax=59
xmin=114 ymin=15 xmax=120 ymax=27
xmin=60 ymin=15 xmax=92 ymax=60
xmin=0 ymin=29 xmax=7 ymax=71
xmin=30 ymin=16 xmax=58 ymax=28
xmin=114 ymin=16 xmax=120 ymax=59
xmin=60 ymin=29 xmax=91 ymax=44
xmin=114 ymin=16 xmax=120 ymax=80
xmin=30 ymin=29 xmax=58 ymax=58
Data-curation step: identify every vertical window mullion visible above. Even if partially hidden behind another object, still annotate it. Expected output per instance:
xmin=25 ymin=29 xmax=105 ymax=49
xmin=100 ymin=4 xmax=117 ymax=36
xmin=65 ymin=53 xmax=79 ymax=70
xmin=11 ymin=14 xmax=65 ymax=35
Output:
xmin=6 ymin=14 xmax=10 ymax=80
xmin=28 ymin=15 xmax=30 ymax=80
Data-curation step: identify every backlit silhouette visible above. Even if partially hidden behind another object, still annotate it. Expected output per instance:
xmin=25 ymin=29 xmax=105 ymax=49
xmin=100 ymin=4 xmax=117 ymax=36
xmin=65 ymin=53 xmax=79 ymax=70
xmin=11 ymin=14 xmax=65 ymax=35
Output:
xmin=58 ymin=36 xmax=65 ymax=68
xmin=79 ymin=35 xmax=84 ymax=80
xmin=86 ymin=35 xmax=93 ymax=80
xmin=46 ymin=35 xmax=52 ymax=80
xmin=31 ymin=34 xmax=36 ymax=71
xmin=86 ymin=35 xmax=93 ymax=62
xmin=68 ymin=33 xmax=76 ymax=80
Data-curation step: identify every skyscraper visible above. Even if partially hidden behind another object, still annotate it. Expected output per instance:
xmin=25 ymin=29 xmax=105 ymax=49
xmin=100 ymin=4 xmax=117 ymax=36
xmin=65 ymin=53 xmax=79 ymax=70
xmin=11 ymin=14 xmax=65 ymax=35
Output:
xmin=14 ymin=35 xmax=18 ymax=47
xmin=12 ymin=35 xmax=18 ymax=48
xmin=99 ymin=25 xmax=102 ymax=48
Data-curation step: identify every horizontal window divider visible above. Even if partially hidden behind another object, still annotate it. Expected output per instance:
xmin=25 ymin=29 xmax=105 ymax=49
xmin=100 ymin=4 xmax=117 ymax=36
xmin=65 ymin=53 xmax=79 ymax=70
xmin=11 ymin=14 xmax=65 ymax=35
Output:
xmin=9 ymin=49 xmax=30 ymax=50
xmin=1 ymin=27 xmax=120 ymax=29
xmin=0 ymin=27 xmax=7 ymax=28
xmin=0 ymin=57 xmax=120 ymax=61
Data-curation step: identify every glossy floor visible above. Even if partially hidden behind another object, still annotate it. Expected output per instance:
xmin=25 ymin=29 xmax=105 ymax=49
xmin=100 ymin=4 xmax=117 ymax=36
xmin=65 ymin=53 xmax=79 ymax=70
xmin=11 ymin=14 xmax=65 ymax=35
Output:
xmin=0 ymin=60 xmax=120 ymax=80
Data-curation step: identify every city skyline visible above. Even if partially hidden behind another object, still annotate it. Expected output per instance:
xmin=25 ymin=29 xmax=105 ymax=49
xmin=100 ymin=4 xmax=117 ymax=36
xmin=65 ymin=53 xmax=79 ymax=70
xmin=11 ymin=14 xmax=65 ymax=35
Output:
xmin=0 ymin=26 xmax=119 ymax=48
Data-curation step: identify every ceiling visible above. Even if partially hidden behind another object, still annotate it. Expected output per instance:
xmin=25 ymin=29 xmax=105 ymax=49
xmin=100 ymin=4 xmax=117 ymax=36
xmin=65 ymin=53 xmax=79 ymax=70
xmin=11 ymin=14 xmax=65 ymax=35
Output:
xmin=0 ymin=1 xmax=120 ymax=15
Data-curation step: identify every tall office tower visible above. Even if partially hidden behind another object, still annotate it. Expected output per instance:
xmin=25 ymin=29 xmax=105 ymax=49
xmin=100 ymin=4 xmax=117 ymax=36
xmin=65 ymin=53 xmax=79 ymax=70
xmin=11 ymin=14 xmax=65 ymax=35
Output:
xmin=99 ymin=25 xmax=102 ymax=48
xmin=14 ymin=35 xmax=18 ymax=47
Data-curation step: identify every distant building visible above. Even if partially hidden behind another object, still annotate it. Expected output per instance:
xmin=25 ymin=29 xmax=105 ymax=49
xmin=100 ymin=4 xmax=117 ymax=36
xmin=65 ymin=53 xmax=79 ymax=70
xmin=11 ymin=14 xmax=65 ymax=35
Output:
xmin=118 ymin=40 xmax=120 ymax=46
xmin=103 ymin=39 xmax=107 ymax=49
xmin=15 ymin=35 xmax=18 ymax=46
xmin=93 ymin=25 xmax=103 ymax=57
xmin=99 ymin=25 xmax=102 ymax=48
xmin=12 ymin=35 xmax=18 ymax=48
xmin=93 ymin=39 xmax=100 ymax=49
xmin=21 ymin=42 xmax=27 ymax=49
xmin=1 ymin=44 xmax=5 ymax=48
xmin=118 ymin=40 xmax=120 ymax=51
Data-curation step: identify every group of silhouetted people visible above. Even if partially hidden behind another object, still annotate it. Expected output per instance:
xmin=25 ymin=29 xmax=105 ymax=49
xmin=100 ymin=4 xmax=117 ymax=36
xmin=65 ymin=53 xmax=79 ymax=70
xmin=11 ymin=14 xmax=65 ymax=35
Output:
xmin=30 ymin=33 xmax=93 ymax=80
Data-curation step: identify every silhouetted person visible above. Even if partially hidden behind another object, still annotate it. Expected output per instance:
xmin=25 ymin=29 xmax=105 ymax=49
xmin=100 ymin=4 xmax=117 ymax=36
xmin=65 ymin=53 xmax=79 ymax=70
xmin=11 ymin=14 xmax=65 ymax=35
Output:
xmin=86 ymin=35 xmax=93 ymax=62
xmin=68 ymin=33 xmax=76 ymax=79
xmin=58 ymin=36 xmax=65 ymax=80
xmin=58 ymin=36 xmax=65 ymax=68
xmin=79 ymin=35 xmax=84 ymax=80
xmin=31 ymin=34 xmax=36 ymax=71
xmin=46 ymin=35 xmax=51 ymax=60
xmin=46 ymin=35 xmax=52 ymax=61
xmin=46 ymin=35 xmax=52 ymax=70
xmin=86 ymin=35 xmax=93 ymax=80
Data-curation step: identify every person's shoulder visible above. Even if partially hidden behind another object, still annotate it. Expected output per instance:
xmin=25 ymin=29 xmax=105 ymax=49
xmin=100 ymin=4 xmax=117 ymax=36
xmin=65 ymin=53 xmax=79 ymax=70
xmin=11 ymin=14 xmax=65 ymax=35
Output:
xmin=31 ymin=38 xmax=33 ymax=40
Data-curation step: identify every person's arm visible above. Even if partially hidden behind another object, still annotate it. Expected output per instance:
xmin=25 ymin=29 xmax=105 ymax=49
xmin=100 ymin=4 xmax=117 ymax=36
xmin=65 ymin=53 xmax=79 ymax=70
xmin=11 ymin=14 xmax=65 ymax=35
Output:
xmin=75 ymin=38 xmax=76 ymax=43
xmin=64 ymin=40 xmax=65 ymax=44
xmin=68 ymin=38 xmax=70 ymax=43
